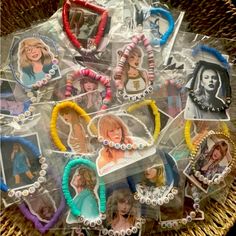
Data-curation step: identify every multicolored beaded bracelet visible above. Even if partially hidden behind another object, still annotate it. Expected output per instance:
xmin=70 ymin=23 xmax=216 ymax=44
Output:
xmin=188 ymin=45 xmax=232 ymax=112
xmin=114 ymin=34 xmax=155 ymax=101
xmin=62 ymin=0 xmax=108 ymax=54
xmin=50 ymin=101 xmax=97 ymax=152
xmin=65 ymin=68 xmax=112 ymax=110
xmin=184 ymin=120 xmax=230 ymax=152
xmin=87 ymin=112 xmax=154 ymax=151
xmin=9 ymin=34 xmax=60 ymax=90
xmin=148 ymin=7 xmax=175 ymax=46
xmin=126 ymin=99 xmax=161 ymax=142
xmin=0 ymin=135 xmax=48 ymax=198
xmin=190 ymin=131 xmax=236 ymax=186
xmin=62 ymin=158 xmax=106 ymax=228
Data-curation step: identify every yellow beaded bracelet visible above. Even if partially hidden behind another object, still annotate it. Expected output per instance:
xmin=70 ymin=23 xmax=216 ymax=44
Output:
xmin=50 ymin=101 xmax=97 ymax=152
xmin=127 ymin=99 xmax=161 ymax=142
xmin=184 ymin=120 xmax=230 ymax=152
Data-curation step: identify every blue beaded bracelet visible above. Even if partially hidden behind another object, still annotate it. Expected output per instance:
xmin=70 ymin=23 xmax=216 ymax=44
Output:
xmin=149 ymin=7 xmax=175 ymax=46
xmin=62 ymin=158 xmax=106 ymax=227
xmin=0 ymin=135 xmax=48 ymax=198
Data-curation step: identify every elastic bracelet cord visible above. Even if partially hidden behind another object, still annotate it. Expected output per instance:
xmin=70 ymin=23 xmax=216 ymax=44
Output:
xmin=189 ymin=45 xmax=232 ymax=112
xmin=62 ymin=158 xmax=106 ymax=227
xmin=184 ymin=120 xmax=230 ymax=152
xmin=19 ymin=175 xmax=66 ymax=234
xmin=50 ymin=101 xmax=97 ymax=152
xmin=0 ymin=136 xmax=48 ymax=198
xmin=149 ymin=7 xmax=175 ymax=46
xmin=62 ymin=0 xmax=108 ymax=53
xmin=190 ymin=132 xmax=236 ymax=186
xmin=65 ymin=68 xmax=112 ymax=110
xmin=126 ymin=99 xmax=161 ymax=142
xmin=114 ymin=34 xmax=155 ymax=101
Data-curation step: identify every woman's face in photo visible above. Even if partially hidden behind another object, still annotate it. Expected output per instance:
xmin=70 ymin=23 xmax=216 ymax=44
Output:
xmin=211 ymin=147 xmax=223 ymax=161
xmin=83 ymin=81 xmax=97 ymax=92
xmin=117 ymin=198 xmax=131 ymax=216
xmin=72 ymin=174 xmax=85 ymax=187
xmin=61 ymin=112 xmax=73 ymax=124
xmin=200 ymin=69 xmax=218 ymax=93
xmin=145 ymin=167 xmax=157 ymax=180
xmin=128 ymin=52 xmax=140 ymax=68
xmin=107 ymin=127 xmax=122 ymax=143
xmin=13 ymin=144 xmax=20 ymax=151
xmin=25 ymin=45 xmax=42 ymax=62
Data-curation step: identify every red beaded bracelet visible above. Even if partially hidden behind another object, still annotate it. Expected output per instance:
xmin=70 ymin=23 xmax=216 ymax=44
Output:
xmin=65 ymin=68 xmax=112 ymax=110
xmin=62 ymin=0 xmax=108 ymax=53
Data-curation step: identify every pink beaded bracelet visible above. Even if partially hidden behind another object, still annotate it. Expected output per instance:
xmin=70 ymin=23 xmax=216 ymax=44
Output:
xmin=65 ymin=68 xmax=112 ymax=110
xmin=114 ymin=34 xmax=155 ymax=101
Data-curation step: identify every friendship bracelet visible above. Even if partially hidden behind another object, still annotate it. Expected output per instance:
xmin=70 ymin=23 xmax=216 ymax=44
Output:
xmin=19 ymin=175 xmax=66 ymax=234
xmin=190 ymin=131 xmax=236 ymax=186
xmin=0 ymin=135 xmax=48 ymax=198
xmin=188 ymin=45 xmax=231 ymax=112
xmin=160 ymin=184 xmax=203 ymax=229
xmin=65 ymin=68 xmax=112 ymax=110
xmin=101 ymin=217 xmax=146 ymax=236
xmin=87 ymin=112 xmax=154 ymax=151
xmin=126 ymin=99 xmax=161 ymax=142
xmin=9 ymin=34 xmax=60 ymax=90
xmin=148 ymin=7 xmax=175 ymax=46
xmin=114 ymin=34 xmax=155 ymax=101
xmin=62 ymin=158 xmax=106 ymax=228
xmin=62 ymin=0 xmax=108 ymax=53
xmin=184 ymin=120 xmax=230 ymax=152
xmin=50 ymin=101 xmax=97 ymax=152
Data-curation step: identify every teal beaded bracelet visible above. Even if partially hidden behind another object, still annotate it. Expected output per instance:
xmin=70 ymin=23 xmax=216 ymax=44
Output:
xmin=62 ymin=158 xmax=106 ymax=227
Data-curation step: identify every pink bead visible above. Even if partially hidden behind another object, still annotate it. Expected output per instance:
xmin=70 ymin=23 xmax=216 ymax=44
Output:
xmin=132 ymin=36 xmax=139 ymax=44
xmin=65 ymin=91 xmax=71 ymax=96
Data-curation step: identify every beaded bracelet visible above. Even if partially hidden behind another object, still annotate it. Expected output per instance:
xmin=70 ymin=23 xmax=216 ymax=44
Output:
xmin=188 ymin=45 xmax=231 ymax=112
xmin=9 ymin=34 xmax=60 ymax=90
xmin=184 ymin=120 xmax=230 ymax=152
xmin=0 ymin=135 xmax=48 ymax=198
xmin=126 ymin=99 xmax=161 ymax=142
xmin=87 ymin=112 xmax=154 ymax=151
xmin=190 ymin=131 xmax=236 ymax=186
xmin=101 ymin=217 xmax=146 ymax=236
xmin=62 ymin=158 xmax=106 ymax=228
xmin=62 ymin=0 xmax=108 ymax=54
xmin=148 ymin=7 xmax=175 ymax=46
xmin=127 ymin=150 xmax=179 ymax=206
xmin=19 ymin=175 xmax=66 ymax=234
xmin=65 ymin=68 xmax=112 ymax=110
xmin=50 ymin=101 xmax=97 ymax=152
xmin=114 ymin=34 xmax=155 ymax=101
xmin=160 ymin=184 xmax=204 ymax=229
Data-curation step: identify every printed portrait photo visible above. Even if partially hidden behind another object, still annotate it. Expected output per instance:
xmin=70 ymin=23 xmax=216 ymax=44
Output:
xmin=0 ymin=79 xmax=30 ymax=117
xmin=114 ymin=45 xmax=150 ymax=97
xmin=24 ymin=190 xmax=57 ymax=223
xmin=184 ymin=61 xmax=230 ymax=121
xmin=105 ymin=188 xmax=140 ymax=234
xmin=184 ymin=134 xmax=233 ymax=193
xmin=10 ymin=35 xmax=61 ymax=88
xmin=95 ymin=113 xmax=156 ymax=176
xmin=0 ymin=133 xmax=42 ymax=190
xmin=57 ymin=106 xmax=94 ymax=154
xmin=66 ymin=166 xmax=100 ymax=224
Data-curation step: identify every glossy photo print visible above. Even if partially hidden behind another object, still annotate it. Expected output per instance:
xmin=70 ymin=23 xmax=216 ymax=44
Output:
xmin=57 ymin=106 xmax=93 ymax=154
xmin=0 ymin=133 xmax=42 ymax=190
xmin=183 ymin=134 xmax=233 ymax=193
xmin=0 ymin=79 xmax=30 ymax=117
xmin=9 ymin=35 xmax=61 ymax=89
xmin=90 ymin=113 xmax=156 ymax=176
xmin=66 ymin=166 xmax=100 ymax=224
xmin=184 ymin=61 xmax=230 ymax=121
